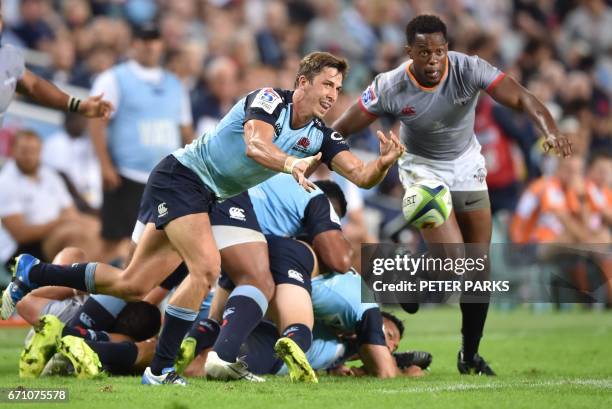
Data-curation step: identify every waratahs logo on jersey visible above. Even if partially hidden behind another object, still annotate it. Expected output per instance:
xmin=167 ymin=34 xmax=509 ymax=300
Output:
xmin=361 ymin=85 xmax=377 ymax=107
xmin=293 ymin=136 xmax=311 ymax=153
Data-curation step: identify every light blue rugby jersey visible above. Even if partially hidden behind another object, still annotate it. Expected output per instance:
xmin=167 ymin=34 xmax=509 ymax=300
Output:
xmin=173 ymin=87 xmax=349 ymax=200
xmin=248 ymin=173 xmax=341 ymax=238
xmin=311 ymin=270 xmax=379 ymax=333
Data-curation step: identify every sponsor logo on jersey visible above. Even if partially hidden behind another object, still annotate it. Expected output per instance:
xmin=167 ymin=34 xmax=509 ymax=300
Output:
xmin=158 ymin=202 xmax=168 ymax=217
xmin=287 ymin=269 xmax=304 ymax=283
xmin=401 ymin=105 xmax=416 ymax=115
xmin=251 ymin=88 xmax=282 ymax=114
xmin=229 ymin=207 xmax=246 ymax=221
xmin=361 ymin=85 xmax=377 ymax=106
xmin=330 ymin=131 xmax=344 ymax=141
xmin=274 ymin=122 xmax=282 ymax=136
xmin=454 ymin=96 xmax=471 ymax=105
xmin=223 ymin=307 xmax=236 ymax=319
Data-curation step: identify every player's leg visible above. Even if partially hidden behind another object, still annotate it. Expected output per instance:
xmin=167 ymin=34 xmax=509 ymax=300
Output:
xmin=454 ymin=203 xmax=496 ymax=376
xmin=177 ymin=286 xmax=228 ymax=373
xmin=2 ymin=224 xmax=180 ymax=319
xmin=147 ymin=212 xmax=220 ymax=379
xmin=269 ymin=284 xmax=317 ymax=383
xmin=205 ymin=240 xmax=271 ymax=381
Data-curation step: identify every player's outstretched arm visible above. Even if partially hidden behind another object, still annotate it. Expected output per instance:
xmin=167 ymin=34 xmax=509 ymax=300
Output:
xmin=330 ymin=130 xmax=404 ymax=189
xmin=487 ymin=75 xmax=572 ymax=157
xmin=244 ymin=119 xmax=320 ymax=192
xmin=332 ymin=100 xmax=377 ymax=137
xmin=17 ymin=69 xmax=114 ymax=119
xmin=359 ymin=344 xmax=401 ymax=378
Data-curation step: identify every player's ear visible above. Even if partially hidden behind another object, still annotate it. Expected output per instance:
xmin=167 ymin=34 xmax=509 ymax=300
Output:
xmin=405 ymin=45 xmax=412 ymax=58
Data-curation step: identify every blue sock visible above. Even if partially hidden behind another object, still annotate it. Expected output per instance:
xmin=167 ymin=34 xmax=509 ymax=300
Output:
xmin=150 ymin=305 xmax=197 ymax=375
xmin=187 ymin=318 xmax=220 ymax=355
xmin=66 ymin=295 xmax=124 ymax=331
xmin=213 ymin=285 xmax=268 ymax=362
xmin=282 ymin=323 xmax=312 ymax=353
xmin=62 ymin=325 xmax=110 ymax=342
xmin=29 ymin=262 xmax=98 ymax=293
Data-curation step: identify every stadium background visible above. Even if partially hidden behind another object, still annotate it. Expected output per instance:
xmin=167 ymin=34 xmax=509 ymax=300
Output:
xmin=2 ymin=0 xmax=610 ymax=305
xmin=0 ymin=0 xmax=610 ymax=406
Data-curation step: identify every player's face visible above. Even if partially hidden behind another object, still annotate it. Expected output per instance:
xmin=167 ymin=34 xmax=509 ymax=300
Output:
xmin=406 ymin=32 xmax=448 ymax=87
xmin=301 ymin=67 xmax=343 ymax=118
xmin=382 ymin=317 xmax=401 ymax=352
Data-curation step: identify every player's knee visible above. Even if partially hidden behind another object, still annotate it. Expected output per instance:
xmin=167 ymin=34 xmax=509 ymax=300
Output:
xmin=119 ymin=277 xmax=152 ymax=301
xmin=189 ymin=256 xmax=221 ymax=291
xmin=53 ymin=247 xmax=87 ymax=264
xmin=257 ymin=274 xmax=275 ymax=301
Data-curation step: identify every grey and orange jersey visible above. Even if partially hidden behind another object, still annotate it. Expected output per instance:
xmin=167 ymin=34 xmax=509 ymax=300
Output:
xmin=358 ymin=51 xmax=504 ymax=160
xmin=0 ymin=44 xmax=26 ymax=127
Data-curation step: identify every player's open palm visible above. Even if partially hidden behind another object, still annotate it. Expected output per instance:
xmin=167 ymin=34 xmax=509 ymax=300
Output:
xmin=287 ymin=153 xmax=321 ymax=192
xmin=377 ymin=130 xmax=405 ymax=168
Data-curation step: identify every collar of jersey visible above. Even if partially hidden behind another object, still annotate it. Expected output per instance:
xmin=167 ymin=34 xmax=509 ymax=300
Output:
xmin=405 ymin=56 xmax=449 ymax=92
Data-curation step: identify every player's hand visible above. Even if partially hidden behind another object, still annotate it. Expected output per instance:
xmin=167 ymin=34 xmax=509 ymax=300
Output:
xmin=377 ymin=130 xmax=405 ymax=169
xmin=79 ymin=94 xmax=114 ymax=120
xmin=543 ymin=132 xmax=572 ymax=157
xmin=285 ymin=153 xmax=321 ymax=192
xmin=101 ymin=163 xmax=122 ymax=191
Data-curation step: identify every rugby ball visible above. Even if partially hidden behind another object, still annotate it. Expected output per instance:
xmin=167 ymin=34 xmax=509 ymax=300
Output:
xmin=402 ymin=179 xmax=452 ymax=229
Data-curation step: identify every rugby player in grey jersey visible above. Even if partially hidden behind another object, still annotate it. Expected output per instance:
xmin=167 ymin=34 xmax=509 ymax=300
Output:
xmin=333 ymin=15 xmax=572 ymax=376
xmin=0 ymin=2 xmax=112 ymax=126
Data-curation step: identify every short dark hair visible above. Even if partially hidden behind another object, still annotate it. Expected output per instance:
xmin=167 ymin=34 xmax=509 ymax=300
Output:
xmin=381 ymin=311 xmax=405 ymax=339
xmin=112 ymin=301 xmax=161 ymax=342
xmin=294 ymin=52 xmax=349 ymax=88
xmin=405 ymin=15 xmax=447 ymax=45
xmin=314 ymin=180 xmax=347 ymax=218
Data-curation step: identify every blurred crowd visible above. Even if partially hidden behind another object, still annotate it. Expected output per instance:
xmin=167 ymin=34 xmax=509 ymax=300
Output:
xmin=0 ymin=0 xmax=610 ymax=299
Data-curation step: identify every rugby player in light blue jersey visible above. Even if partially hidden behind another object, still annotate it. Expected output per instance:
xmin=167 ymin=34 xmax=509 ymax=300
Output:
xmin=0 ymin=2 xmax=112 ymax=126
xmin=333 ymin=15 xmax=573 ymax=376
xmin=4 ymin=52 xmax=404 ymax=385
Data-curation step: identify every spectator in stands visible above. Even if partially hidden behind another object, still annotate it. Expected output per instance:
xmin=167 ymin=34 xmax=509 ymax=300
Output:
xmin=511 ymin=156 xmax=607 ymax=244
xmin=42 ymin=112 xmax=102 ymax=213
xmin=89 ymin=22 xmax=193 ymax=263
xmin=191 ymin=56 xmax=239 ymax=137
xmin=10 ymin=0 xmax=54 ymax=51
xmin=0 ymin=130 xmax=101 ymax=269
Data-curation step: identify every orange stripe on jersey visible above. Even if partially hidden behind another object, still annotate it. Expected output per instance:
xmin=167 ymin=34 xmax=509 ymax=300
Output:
xmin=357 ymin=97 xmax=378 ymax=118
xmin=405 ymin=56 xmax=449 ymax=92
xmin=486 ymin=72 xmax=506 ymax=93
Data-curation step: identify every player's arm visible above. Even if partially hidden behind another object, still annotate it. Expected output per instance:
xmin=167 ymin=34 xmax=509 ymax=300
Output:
xmin=16 ymin=69 xmax=113 ymax=119
xmin=312 ymin=230 xmax=353 ymax=274
xmin=330 ymin=130 xmax=404 ymax=189
xmin=332 ymin=101 xmax=377 ymax=138
xmin=355 ymin=308 xmax=400 ymax=378
xmin=487 ymin=75 xmax=571 ymax=157
xmin=243 ymin=119 xmax=320 ymax=192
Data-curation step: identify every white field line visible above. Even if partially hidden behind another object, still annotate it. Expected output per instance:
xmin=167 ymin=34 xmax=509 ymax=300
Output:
xmin=380 ymin=379 xmax=612 ymax=394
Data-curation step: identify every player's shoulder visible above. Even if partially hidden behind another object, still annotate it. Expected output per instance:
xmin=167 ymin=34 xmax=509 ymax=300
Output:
xmin=0 ymin=43 xmax=25 ymax=69
xmin=245 ymin=87 xmax=292 ymax=114
xmin=448 ymin=51 xmax=491 ymax=72
xmin=373 ymin=61 xmax=411 ymax=91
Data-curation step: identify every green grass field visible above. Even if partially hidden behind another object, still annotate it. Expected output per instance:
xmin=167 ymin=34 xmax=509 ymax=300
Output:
xmin=1 ymin=307 xmax=611 ymax=409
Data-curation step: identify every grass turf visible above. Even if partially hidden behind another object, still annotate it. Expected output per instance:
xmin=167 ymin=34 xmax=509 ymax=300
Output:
xmin=0 ymin=307 xmax=610 ymax=409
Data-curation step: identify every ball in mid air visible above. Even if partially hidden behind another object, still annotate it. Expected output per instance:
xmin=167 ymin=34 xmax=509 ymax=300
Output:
xmin=402 ymin=179 xmax=452 ymax=229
